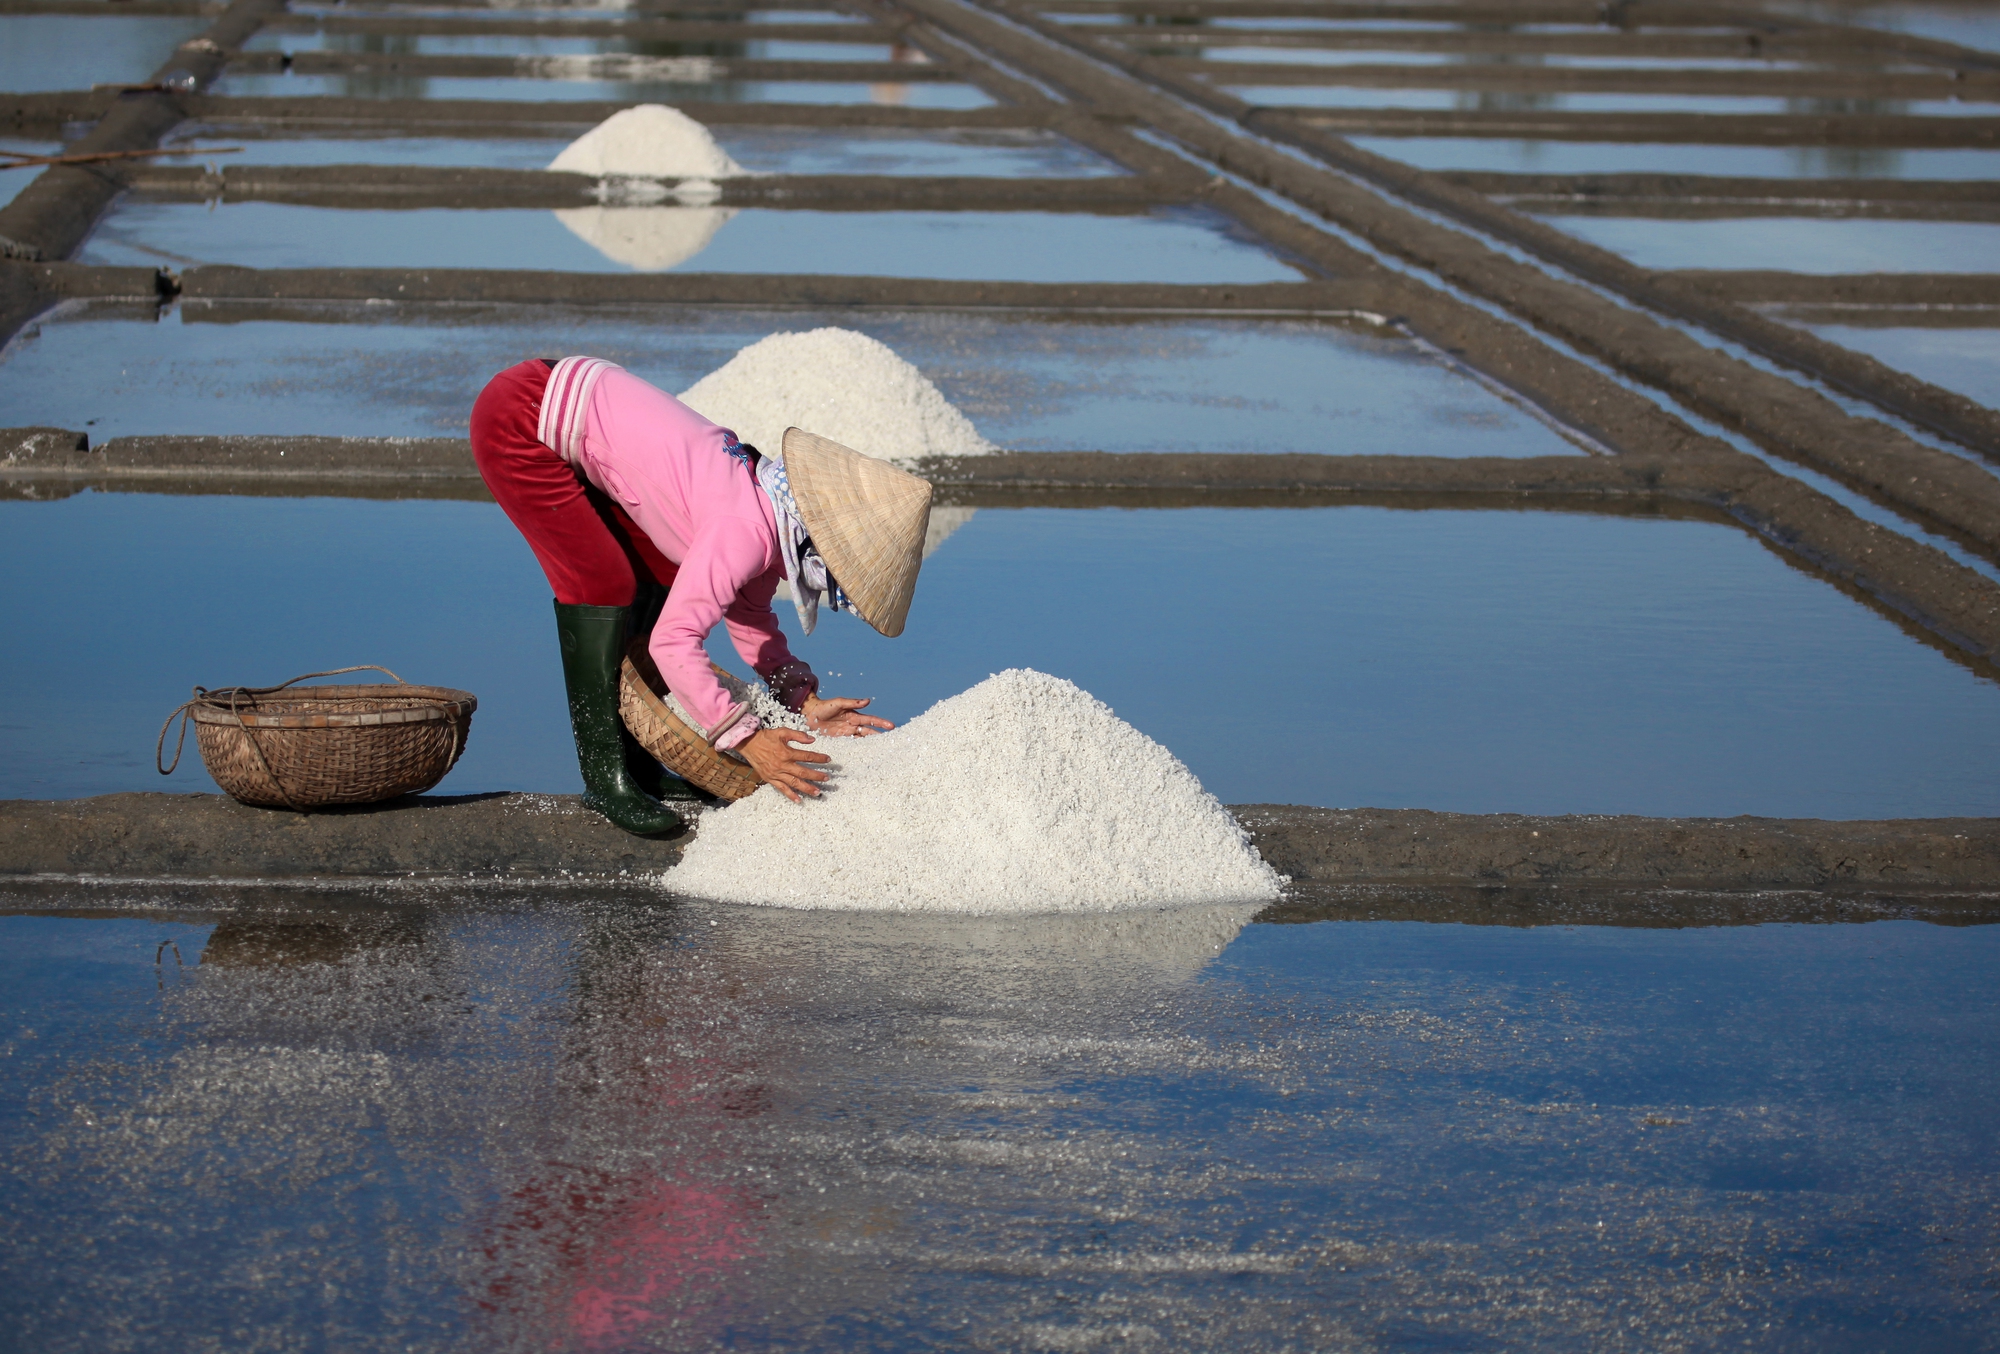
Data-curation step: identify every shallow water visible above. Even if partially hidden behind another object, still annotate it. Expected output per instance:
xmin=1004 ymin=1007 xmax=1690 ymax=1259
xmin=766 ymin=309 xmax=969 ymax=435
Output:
xmin=1353 ymin=136 xmax=2000 ymax=179
xmin=1758 ymin=0 xmax=2000 ymax=52
xmin=1540 ymin=214 xmax=2000 ymax=272
xmin=210 ymin=72 xmax=995 ymax=107
xmin=160 ymin=127 xmax=1127 ymax=177
xmin=1802 ymin=322 xmax=2000 ymax=407
xmin=0 ymin=14 xmax=210 ymax=91
xmin=0 ymin=306 xmax=1577 ymax=455
xmin=75 ymin=202 xmax=1300 ymax=280
xmin=2 ymin=895 xmax=1996 ymax=1352
xmin=3 ymin=496 xmax=1997 ymax=817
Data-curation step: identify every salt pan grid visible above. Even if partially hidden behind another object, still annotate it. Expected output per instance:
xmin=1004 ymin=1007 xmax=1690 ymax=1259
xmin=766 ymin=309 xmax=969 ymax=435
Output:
xmin=3 ymin=0 xmax=2000 ymax=1344
xmin=6 ymin=0 xmax=2000 ymax=676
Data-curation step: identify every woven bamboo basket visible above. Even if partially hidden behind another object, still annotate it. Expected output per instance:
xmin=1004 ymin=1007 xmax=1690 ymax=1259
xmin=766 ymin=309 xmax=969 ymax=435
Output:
xmin=619 ymin=640 xmax=764 ymax=801
xmin=157 ymin=666 xmax=476 ymax=810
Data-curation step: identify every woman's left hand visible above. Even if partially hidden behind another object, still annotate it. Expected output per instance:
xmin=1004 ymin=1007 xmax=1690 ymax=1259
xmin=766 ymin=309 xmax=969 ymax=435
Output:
xmin=803 ymin=695 xmax=893 ymax=738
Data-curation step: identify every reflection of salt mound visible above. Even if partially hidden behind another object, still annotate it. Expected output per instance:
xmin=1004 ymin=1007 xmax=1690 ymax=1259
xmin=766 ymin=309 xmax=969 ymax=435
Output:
xmin=678 ymin=327 xmax=998 ymax=466
xmin=531 ymin=54 xmax=718 ymax=83
xmin=925 ymin=504 xmax=975 ymax=556
xmin=551 ymin=205 xmax=732 ymax=271
xmin=548 ymin=104 xmax=744 ymax=180
xmin=712 ymin=902 xmax=1262 ymax=992
xmin=668 ymin=669 xmax=1284 ymax=914
xmin=550 ymin=105 xmax=743 ymax=270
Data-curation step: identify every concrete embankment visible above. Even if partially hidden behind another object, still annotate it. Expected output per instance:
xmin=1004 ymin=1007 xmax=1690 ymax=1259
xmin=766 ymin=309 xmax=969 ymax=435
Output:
xmin=4 ymin=795 xmax=1998 ymax=913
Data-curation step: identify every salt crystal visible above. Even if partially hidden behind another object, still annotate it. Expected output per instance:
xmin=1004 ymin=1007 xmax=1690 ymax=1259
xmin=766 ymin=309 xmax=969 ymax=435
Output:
xmin=667 ymin=670 xmax=1284 ymax=914
xmin=678 ymin=327 xmax=998 ymax=466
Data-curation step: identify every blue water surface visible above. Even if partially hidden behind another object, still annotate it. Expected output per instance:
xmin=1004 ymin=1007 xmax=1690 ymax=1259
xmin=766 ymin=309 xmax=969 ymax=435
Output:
xmin=3 ymin=495 xmax=1996 ymax=818
xmin=0 ymin=902 xmax=1996 ymax=1351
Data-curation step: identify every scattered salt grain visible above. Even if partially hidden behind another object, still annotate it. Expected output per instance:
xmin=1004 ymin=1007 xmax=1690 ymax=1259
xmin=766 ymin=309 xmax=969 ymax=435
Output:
xmin=667 ymin=669 xmax=1283 ymax=913
xmin=665 ymin=671 xmax=808 ymax=737
xmin=678 ymin=328 xmax=998 ymax=466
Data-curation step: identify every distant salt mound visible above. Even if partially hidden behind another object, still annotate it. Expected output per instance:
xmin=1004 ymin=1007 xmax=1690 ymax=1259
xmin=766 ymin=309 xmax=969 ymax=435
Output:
xmin=667 ymin=670 xmax=1284 ymax=914
xmin=549 ymin=106 xmax=743 ymax=270
xmin=548 ymin=104 xmax=744 ymax=180
xmin=678 ymin=327 xmax=998 ymax=466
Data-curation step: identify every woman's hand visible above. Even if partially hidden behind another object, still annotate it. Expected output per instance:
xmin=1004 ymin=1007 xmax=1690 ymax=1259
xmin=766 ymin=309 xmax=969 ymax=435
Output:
xmin=738 ymin=726 xmax=833 ymax=802
xmin=803 ymin=695 xmax=894 ymax=738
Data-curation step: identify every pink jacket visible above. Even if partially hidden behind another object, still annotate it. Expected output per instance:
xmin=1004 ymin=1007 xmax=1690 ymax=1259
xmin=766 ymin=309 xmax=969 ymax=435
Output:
xmin=566 ymin=366 xmax=804 ymax=749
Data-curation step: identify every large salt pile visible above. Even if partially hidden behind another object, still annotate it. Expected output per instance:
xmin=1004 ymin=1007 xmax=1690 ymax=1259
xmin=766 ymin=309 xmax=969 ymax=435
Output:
xmin=678 ymin=328 xmax=997 ymax=466
xmin=667 ymin=670 xmax=1284 ymax=914
xmin=548 ymin=105 xmax=743 ymax=271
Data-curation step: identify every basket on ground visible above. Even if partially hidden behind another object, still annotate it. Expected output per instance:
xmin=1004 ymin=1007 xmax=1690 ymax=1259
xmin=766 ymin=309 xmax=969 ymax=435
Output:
xmin=619 ymin=640 xmax=764 ymax=801
xmin=158 ymin=666 xmax=476 ymax=809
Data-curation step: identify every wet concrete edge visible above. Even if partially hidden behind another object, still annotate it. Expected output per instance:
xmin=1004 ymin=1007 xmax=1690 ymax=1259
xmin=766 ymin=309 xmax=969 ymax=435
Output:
xmin=3 ymin=793 xmax=1997 ymax=902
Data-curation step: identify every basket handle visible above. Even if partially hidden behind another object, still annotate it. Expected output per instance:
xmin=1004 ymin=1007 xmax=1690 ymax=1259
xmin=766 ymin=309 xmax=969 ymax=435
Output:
xmin=156 ymin=699 xmax=198 ymax=776
xmin=226 ymin=665 xmax=409 ymax=698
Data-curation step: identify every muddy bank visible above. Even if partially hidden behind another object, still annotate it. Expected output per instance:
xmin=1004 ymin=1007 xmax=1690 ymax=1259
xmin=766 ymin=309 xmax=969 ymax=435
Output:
xmin=4 ymin=793 xmax=1997 ymax=895
xmin=0 ymin=792 xmax=685 ymax=880
xmin=1287 ymin=109 xmax=2000 ymax=147
xmin=1237 ymin=804 xmax=2000 ymax=893
xmin=1261 ymin=883 xmax=2000 ymax=928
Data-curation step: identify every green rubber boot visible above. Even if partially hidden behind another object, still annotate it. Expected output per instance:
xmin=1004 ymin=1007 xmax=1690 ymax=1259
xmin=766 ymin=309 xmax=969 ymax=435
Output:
xmin=555 ymin=601 xmax=684 ymax=837
xmin=623 ymin=581 xmax=705 ymax=804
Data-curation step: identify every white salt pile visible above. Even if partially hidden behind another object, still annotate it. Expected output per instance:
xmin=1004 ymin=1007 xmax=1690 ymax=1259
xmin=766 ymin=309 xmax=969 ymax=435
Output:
xmin=677 ymin=328 xmax=998 ymax=466
xmin=547 ymin=104 xmax=744 ymax=181
xmin=667 ymin=669 xmax=1284 ymax=914
xmin=548 ymin=105 xmax=743 ymax=271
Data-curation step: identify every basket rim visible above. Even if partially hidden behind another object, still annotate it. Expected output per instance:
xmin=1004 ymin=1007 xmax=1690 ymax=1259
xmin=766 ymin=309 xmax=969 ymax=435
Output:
xmin=619 ymin=642 xmax=763 ymax=798
xmin=188 ymin=684 xmax=477 ymax=729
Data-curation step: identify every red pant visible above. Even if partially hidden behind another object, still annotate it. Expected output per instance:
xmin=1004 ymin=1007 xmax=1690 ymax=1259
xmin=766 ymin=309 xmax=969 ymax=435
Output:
xmin=471 ymin=359 xmax=680 ymax=606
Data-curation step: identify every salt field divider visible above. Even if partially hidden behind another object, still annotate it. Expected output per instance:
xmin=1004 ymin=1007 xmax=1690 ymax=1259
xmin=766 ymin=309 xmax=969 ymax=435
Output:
xmin=1032 ymin=0 xmax=2000 ymax=71
xmin=1 ymin=93 xmax=1063 ymax=139
xmin=991 ymin=0 xmax=2000 ymax=469
xmin=1242 ymin=105 xmax=2000 ymax=463
xmin=1437 ymin=174 xmax=2000 ymax=225
xmin=6 ymin=792 xmax=2000 ymax=908
xmin=917 ymin=0 xmax=2000 ymax=532
xmin=1671 ymin=271 xmax=2000 ymax=311
xmin=1197 ymin=64 xmax=2000 ymax=105
xmin=113 ymin=164 xmax=1198 ymax=212
xmin=222 ymin=52 xmax=969 ymax=85
xmin=1281 ymin=109 xmax=2000 ymax=148
xmin=258 ymin=15 xmax=903 ymax=42
xmin=1073 ymin=25 xmax=2000 ymax=63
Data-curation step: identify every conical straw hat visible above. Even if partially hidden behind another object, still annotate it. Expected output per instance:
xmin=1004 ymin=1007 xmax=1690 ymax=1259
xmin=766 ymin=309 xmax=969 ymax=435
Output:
xmin=780 ymin=427 xmax=933 ymax=638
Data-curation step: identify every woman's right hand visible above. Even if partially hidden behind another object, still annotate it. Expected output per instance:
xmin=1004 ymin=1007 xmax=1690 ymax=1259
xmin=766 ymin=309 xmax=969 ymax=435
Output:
xmin=738 ymin=726 xmax=832 ymax=802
